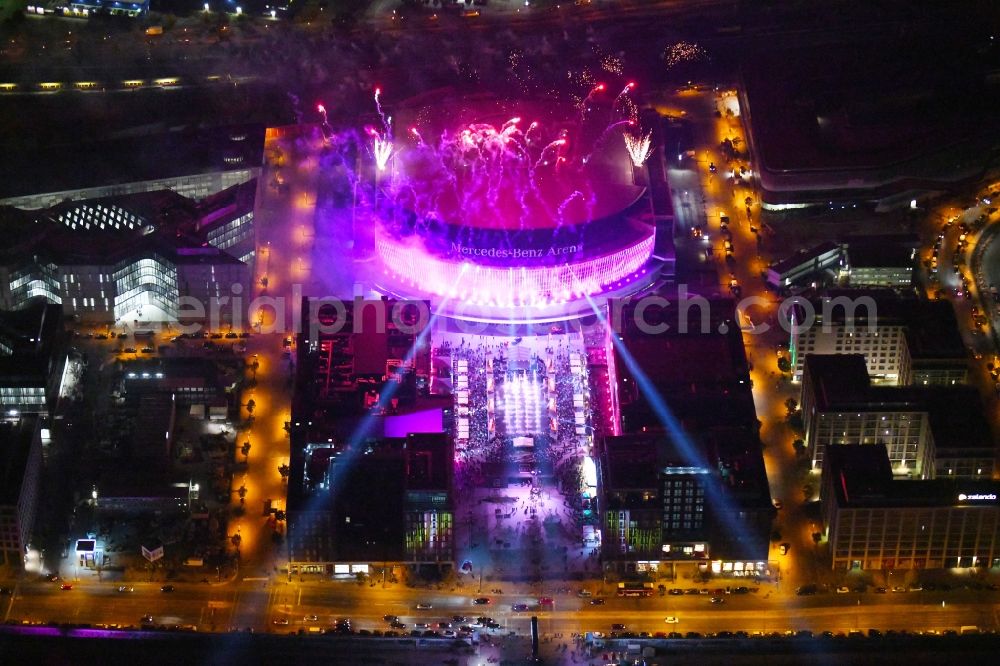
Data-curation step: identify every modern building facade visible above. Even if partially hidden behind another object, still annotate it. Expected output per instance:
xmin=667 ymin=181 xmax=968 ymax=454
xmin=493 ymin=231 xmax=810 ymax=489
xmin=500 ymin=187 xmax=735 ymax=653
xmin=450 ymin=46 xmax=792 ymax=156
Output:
xmin=841 ymin=236 xmax=917 ymax=289
xmin=802 ymin=354 xmax=994 ymax=479
xmin=598 ymin=433 xmax=773 ymax=577
xmin=599 ymin=296 xmax=774 ymax=577
xmin=0 ymin=180 xmax=257 ymax=324
xmin=822 ymin=445 xmax=1000 ymax=571
xmin=791 ymin=296 xmax=967 ymax=386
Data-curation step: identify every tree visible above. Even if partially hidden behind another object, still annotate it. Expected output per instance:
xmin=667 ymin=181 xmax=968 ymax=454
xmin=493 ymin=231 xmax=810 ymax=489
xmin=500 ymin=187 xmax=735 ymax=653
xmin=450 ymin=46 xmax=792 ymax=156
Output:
xmin=792 ymin=439 xmax=806 ymax=455
xmin=787 ymin=412 xmax=804 ymax=434
xmin=246 ymin=398 xmax=255 ymax=414
xmin=812 ymin=532 xmax=822 ymax=545
xmin=278 ymin=464 xmax=290 ymax=481
xmin=777 ymin=357 xmax=791 ymax=373
xmin=784 ymin=398 xmax=798 ymax=415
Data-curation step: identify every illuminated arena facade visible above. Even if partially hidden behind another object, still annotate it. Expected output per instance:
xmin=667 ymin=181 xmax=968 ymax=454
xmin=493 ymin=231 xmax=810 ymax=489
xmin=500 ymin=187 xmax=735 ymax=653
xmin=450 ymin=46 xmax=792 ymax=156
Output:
xmin=364 ymin=94 xmax=665 ymax=321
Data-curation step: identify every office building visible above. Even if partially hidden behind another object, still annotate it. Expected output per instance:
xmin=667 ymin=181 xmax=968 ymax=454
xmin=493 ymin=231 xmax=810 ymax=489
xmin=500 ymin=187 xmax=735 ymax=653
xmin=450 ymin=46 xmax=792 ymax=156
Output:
xmin=600 ymin=296 xmax=774 ymax=576
xmin=598 ymin=432 xmax=773 ymax=577
xmin=0 ymin=180 xmax=257 ymax=324
xmin=791 ymin=295 xmax=967 ymax=386
xmin=841 ymin=235 xmax=917 ymax=289
xmin=0 ymin=419 xmax=43 ymax=568
xmin=802 ymin=354 xmax=993 ymax=479
xmin=287 ymin=434 xmax=454 ymax=576
xmin=0 ymin=302 xmax=67 ymax=417
xmin=822 ymin=445 xmax=1000 ymax=571
xmin=287 ymin=298 xmax=443 ymax=575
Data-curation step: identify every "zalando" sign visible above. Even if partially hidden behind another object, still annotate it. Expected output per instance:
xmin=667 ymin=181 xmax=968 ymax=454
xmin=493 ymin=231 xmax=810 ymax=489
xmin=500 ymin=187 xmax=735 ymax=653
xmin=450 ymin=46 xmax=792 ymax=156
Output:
xmin=958 ymin=493 xmax=998 ymax=502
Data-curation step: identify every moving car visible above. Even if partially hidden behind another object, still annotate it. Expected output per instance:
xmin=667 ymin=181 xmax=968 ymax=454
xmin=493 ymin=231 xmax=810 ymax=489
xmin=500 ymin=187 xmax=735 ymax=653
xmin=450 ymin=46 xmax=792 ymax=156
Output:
xmin=117 ymin=586 xmax=133 ymax=593
xmin=472 ymin=597 xmax=490 ymax=605
xmin=415 ymin=603 xmax=433 ymax=610
xmin=511 ymin=603 xmax=529 ymax=612
xmin=60 ymin=584 xmax=73 ymax=590
xmin=160 ymin=585 xmax=175 ymax=593
xmin=665 ymin=617 xmax=680 ymax=624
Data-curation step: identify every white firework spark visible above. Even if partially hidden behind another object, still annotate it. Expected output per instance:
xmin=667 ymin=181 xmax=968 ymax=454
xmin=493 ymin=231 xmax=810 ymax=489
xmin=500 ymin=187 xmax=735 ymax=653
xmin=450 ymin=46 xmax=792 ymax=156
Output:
xmin=373 ymin=136 xmax=393 ymax=171
xmin=624 ymin=131 xmax=652 ymax=167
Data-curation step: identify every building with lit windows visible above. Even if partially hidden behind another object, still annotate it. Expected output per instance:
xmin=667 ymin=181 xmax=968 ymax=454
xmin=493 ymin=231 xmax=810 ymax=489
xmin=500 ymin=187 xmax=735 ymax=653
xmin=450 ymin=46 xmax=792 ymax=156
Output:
xmin=287 ymin=298 xmax=444 ymax=576
xmin=0 ymin=302 xmax=66 ymax=418
xmin=841 ymin=236 xmax=917 ymax=288
xmin=598 ymin=433 xmax=773 ymax=578
xmin=791 ymin=294 xmax=967 ymax=386
xmin=598 ymin=297 xmax=774 ymax=577
xmin=0 ymin=418 xmax=42 ymax=568
xmin=403 ymin=433 xmax=454 ymax=566
xmin=822 ymin=445 xmax=1000 ymax=571
xmin=0 ymin=180 xmax=257 ymax=325
xmin=286 ymin=434 xmax=454 ymax=577
xmin=802 ymin=354 xmax=994 ymax=480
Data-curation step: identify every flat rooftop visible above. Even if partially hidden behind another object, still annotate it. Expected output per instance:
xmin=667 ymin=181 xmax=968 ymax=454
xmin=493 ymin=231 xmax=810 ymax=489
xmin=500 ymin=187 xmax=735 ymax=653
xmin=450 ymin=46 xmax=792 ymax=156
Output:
xmin=0 ymin=124 xmax=264 ymax=200
xmin=827 ymin=445 xmax=1000 ymax=509
xmin=743 ymin=35 xmax=1000 ymax=200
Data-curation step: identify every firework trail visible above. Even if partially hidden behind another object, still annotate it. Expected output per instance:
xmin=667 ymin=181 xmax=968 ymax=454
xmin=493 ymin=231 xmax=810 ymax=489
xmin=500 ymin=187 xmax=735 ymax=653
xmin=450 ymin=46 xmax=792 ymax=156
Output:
xmin=613 ymin=81 xmax=636 ymax=110
xmin=582 ymin=120 xmax=634 ymax=163
xmin=581 ymin=83 xmax=606 ymax=107
xmin=374 ymin=87 xmax=390 ymax=133
xmin=533 ymin=138 xmax=567 ymax=171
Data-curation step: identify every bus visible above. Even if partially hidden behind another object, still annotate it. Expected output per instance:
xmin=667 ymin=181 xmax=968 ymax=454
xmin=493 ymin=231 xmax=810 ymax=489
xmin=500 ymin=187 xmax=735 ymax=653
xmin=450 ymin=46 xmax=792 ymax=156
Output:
xmin=617 ymin=582 xmax=654 ymax=598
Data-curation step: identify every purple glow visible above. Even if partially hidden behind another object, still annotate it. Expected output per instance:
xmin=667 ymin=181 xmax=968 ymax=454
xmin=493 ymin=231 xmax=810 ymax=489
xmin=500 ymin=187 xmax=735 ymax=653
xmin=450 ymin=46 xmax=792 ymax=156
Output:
xmin=384 ymin=408 xmax=445 ymax=437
